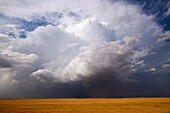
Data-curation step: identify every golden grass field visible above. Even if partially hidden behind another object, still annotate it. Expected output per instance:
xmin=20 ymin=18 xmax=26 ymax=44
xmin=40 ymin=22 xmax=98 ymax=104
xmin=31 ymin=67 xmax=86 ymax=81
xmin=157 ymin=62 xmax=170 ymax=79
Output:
xmin=0 ymin=98 xmax=170 ymax=113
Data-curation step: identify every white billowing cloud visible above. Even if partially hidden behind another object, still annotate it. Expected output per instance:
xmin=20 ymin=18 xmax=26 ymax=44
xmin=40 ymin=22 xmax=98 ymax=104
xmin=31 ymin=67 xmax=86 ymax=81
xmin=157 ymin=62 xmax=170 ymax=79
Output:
xmin=66 ymin=17 xmax=116 ymax=43
xmin=2 ymin=25 xmax=85 ymax=83
xmin=62 ymin=41 xmax=132 ymax=81
xmin=1 ymin=50 xmax=38 ymax=65
xmin=66 ymin=17 xmax=98 ymax=42
xmin=31 ymin=69 xmax=55 ymax=83
xmin=0 ymin=33 xmax=8 ymax=39
xmin=0 ymin=0 xmax=163 ymax=85
xmin=8 ymin=25 xmax=84 ymax=61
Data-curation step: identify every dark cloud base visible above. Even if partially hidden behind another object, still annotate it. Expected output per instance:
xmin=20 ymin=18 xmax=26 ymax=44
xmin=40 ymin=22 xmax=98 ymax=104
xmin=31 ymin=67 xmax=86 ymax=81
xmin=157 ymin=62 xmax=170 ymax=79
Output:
xmin=2 ymin=73 xmax=169 ymax=98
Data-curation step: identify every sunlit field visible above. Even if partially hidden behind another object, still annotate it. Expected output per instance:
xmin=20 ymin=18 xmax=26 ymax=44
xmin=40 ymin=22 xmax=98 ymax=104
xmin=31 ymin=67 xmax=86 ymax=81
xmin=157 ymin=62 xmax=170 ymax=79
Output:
xmin=0 ymin=98 xmax=170 ymax=113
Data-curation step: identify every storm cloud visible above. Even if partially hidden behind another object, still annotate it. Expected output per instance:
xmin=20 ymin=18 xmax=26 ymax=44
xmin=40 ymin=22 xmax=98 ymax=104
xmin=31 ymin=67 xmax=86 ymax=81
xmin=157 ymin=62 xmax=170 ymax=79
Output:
xmin=0 ymin=0 xmax=170 ymax=98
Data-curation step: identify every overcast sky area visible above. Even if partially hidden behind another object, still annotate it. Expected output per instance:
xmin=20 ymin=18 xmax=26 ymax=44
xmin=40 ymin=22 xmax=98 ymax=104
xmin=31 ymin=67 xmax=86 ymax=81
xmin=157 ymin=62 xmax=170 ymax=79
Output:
xmin=0 ymin=0 xmax=170 ymax=98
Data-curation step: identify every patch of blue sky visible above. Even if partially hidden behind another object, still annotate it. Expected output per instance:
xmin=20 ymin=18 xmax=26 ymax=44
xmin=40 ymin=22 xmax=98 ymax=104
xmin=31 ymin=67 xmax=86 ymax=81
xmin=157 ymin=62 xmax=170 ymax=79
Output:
xmin=19 ymin=31 xmax=27 ymax=38
xmin=126 ymin=0 xmax=168 ymax=16
xmin=16 ymin=17 xmax=49 ymax=32
xmin=165 ymin=38 xmax=170 ymax=43
xmin=159 ymin=16 xmax=170 ymax=30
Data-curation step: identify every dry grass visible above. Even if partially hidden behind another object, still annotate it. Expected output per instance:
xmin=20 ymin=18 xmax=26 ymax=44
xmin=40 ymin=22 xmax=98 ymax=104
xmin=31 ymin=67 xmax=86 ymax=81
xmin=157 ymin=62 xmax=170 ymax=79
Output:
xmin=0 ymin=98 xmax=170 ymax=113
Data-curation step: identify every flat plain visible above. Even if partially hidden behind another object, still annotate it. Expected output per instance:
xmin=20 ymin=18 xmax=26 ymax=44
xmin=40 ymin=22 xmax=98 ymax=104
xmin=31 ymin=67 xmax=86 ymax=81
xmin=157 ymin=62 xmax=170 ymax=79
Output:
xmin=0 ymin=98 xmax=170 ymax=113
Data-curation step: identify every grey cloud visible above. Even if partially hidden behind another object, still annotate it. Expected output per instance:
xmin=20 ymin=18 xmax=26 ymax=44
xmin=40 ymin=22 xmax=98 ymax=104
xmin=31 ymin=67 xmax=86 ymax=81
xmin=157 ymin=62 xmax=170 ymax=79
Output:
xmin=144 ymin=68 xmax=156 ymax=72
xmin=0 ymin=56 xmax=13 ymax=68
xmin=162 ymin=64 xmax=170 ymax=69
xmin=2 ymin=71 xmax=170 ymax=98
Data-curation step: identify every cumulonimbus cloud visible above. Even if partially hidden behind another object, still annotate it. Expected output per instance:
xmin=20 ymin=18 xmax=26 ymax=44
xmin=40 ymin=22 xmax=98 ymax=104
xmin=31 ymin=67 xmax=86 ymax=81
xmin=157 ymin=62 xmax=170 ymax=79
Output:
xmin=0 ymin=0 xmax=169 ymax=98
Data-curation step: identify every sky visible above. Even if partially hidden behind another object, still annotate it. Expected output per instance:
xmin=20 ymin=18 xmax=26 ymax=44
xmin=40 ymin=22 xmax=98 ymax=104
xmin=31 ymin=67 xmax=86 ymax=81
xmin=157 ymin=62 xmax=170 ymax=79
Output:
xmin=0 ymin=0 xmax=170 ymax=98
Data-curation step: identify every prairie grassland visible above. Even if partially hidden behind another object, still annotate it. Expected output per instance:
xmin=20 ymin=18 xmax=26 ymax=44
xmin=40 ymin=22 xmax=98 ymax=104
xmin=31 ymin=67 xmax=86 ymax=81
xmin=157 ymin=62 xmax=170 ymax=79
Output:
xmin=0 ymin=98 xmax=170 ymax=113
